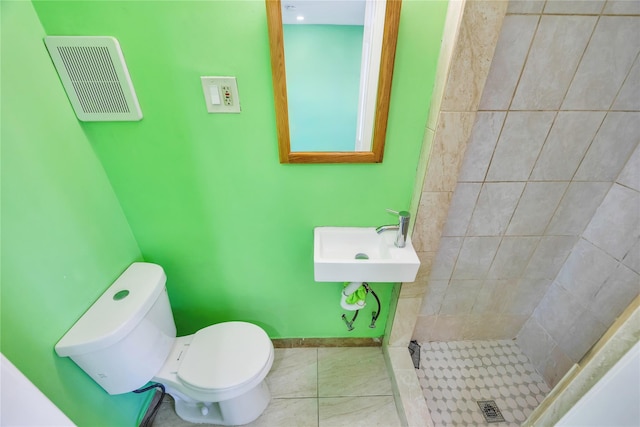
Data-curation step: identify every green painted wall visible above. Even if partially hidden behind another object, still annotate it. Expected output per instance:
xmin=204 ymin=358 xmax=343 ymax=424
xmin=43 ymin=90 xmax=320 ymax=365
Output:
xmin=284 ymin=24 xmax=363 ymax=152
xmin=0 ymin=1 xmax=148 ymax=425
xmin=32 ymin=0 xmax=448 ymax=341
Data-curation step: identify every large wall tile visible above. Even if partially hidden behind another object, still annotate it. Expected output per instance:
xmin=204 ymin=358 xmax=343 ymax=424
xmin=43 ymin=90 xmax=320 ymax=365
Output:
xmin=457 ymin=112 xmax=506 ymax=182
xmin=442 ymin=183 xmax=481 ymax=236
xmin=523 ymin=236 xmax=578 ymax=279
xmin=511 ymin=16 xmax=596 ymax=110
xmin=603 ymin=0 xmax=640 ymax=16
xmin=505 ymin=278 xmax=552 ymax=316
xmin=412 ymin=191 xmax=452 ymax=252
xmin=451 ymin=236 xmax=502 ymax=280
xmin=467 ymin=182 xmax=526 ymax=236
xmin=591 ymin=263 xmax=640 ymax=325
xmin=622 ymin=238 xmax=640 ymax=274
xmin=486 ymin=112 xmax=555 ymax=182
xmin=439 ymin=280 xmax=483 ymax=314
xmin=419 ymin=280 xmax=449 ymax=316
xmin=530 ymin=111 xmax=606 ymax=181
xmin=507 ymin=0 xmax=545 ymax=14
xmin=612 ymin=56 xmax=640 ymax=111
xmin=430 ymin=237 xmax=463 ymax=280
xmin=506 ymin=182 xmax=568 ymax=235
xmin=471 ymin=279 xmax=515 ymax=314
xmin=533 ymin=283 xmax=587 ymax=343
xmin=558 ymin=310 xmax=608 ymax=362
xmin=423 ymin=112 xmax=477 ymax=192
xmin=441 ymin=0 xmax=508 ymax=111
xmin=543 ymin=0 xmax=606 ymax=14
xmin=487 ymin=236 xmax=539 ymax=279
xmin=616 ymin=144 xmax=640 ymax=192
xmin=516 ymin=317 xmax=557 ymax=373
xmin=479 ymin=15 xmax=538 ymax=110
xmin=562 ymin=17 xmax=640 ymax=110
xmin=574 ymin=112 xmax=640 ymax=181
xmin=555 ymin=238 xmax=619 ymax=305
xmin=583 ymin=184 xmax=640 ymax=260
xmin=545 ymin=182 xmax=611 ymax=235
xmin=541 ymin=345 xmax=574 ymax=388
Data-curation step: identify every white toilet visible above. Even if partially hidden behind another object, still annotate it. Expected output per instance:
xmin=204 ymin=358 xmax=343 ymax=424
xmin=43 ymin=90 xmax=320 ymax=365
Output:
xmin=55 ymin=262 xmax=274 ymax=425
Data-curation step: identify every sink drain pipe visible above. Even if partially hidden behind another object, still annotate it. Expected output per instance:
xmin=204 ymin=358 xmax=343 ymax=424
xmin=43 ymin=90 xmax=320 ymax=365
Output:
xmin=341 ymin=282 xmax=381 ymax=331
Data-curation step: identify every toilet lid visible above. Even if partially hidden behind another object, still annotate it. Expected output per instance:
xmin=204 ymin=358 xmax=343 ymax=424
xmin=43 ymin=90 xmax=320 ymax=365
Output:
xmin=177 ymin=322 xmax=272 ymax=391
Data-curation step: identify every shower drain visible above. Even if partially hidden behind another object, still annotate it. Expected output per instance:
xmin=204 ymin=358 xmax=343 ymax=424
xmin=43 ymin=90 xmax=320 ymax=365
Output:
xmin=477 ymin=400 xmax=505 ymax=423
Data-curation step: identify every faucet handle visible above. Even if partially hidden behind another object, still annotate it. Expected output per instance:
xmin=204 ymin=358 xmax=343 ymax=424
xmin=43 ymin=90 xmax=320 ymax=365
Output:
xmin=385 ymin=208 xmax=410 ymax=219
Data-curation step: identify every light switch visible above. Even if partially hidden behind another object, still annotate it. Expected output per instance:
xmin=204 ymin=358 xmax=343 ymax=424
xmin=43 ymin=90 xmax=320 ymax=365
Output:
xmin=200 ymin=76 xmax=241 ymax=113
xmin=209 ymin=85 xmax=221 ymax=105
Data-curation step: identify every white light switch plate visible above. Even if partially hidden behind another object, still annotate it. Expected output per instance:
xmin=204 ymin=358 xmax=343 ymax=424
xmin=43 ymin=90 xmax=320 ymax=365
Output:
xmin=201 ymin=76 xmax=241 ymax=113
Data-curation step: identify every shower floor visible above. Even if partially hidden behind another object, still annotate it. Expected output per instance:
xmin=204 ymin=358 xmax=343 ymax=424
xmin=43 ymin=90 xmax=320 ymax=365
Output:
xmin=416 ymin=340 xmax=550 ymax=427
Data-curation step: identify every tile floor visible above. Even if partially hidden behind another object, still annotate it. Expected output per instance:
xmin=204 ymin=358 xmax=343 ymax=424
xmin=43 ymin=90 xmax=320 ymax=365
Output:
xmin=152 ymin=347 xmax=402 ymax=427
xmin=416 ymin=340 xmax=550 ymax=427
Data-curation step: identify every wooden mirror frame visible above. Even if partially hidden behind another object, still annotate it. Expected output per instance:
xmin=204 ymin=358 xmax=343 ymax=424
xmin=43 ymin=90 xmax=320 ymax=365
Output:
xmin=266 ymin=0 xmax=402 ymax=164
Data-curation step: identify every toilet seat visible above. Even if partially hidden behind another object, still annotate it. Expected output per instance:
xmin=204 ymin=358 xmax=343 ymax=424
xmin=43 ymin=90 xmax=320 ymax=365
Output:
xmin=177 ymin=321 xmax=273 ymax=393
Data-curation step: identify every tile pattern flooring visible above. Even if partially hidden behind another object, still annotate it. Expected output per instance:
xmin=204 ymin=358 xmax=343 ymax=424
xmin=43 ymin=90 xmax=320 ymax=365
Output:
xmin=416 ymin=340 xmax=550 ymax=427
xmin=152 ymin=347 xmax=401 ymax=427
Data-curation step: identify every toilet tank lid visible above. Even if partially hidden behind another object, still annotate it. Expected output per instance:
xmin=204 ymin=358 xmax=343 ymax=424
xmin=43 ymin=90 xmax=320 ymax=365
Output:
xmin=55 ymin=262 xmax=167 ymax=357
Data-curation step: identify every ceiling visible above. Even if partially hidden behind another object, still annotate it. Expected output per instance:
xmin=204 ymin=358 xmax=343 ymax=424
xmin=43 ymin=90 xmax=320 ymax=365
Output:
xmin=281 ymin=0 xmax=366 ymax=25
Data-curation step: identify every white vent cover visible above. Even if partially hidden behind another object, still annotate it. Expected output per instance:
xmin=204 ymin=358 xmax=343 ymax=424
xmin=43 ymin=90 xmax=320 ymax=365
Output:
xmin=44 ymin=36 xmax=142 ymax=121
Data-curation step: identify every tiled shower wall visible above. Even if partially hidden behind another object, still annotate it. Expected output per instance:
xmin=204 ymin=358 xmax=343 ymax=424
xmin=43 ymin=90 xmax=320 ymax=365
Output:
xmin=412 ymin=0 xmax=640 ymax=386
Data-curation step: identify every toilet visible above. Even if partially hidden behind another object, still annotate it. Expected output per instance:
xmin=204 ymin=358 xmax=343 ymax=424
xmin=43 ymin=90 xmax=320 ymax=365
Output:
xmin=55 ymin=262 xmax=274 ymax=425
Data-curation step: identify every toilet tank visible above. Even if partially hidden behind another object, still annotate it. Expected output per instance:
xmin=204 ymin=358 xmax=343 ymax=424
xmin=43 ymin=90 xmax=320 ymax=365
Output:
xmin=55 ymin=262 xmax=176 ymax=394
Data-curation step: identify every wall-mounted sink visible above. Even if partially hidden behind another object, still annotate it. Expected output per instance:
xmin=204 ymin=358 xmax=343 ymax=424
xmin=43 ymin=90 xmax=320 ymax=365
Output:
xmin=314 ymin=227 xmax=420 ymax=282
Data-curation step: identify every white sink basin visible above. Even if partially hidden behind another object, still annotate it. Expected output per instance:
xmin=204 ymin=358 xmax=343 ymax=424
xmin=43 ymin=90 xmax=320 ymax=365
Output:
xmin=314 ymin=227 xmax=420 ymax=282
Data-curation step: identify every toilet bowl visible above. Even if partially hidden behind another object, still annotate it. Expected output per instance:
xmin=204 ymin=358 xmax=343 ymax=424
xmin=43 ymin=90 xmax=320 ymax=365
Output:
xmin=54 ymin=262 xmax=274 ymax=425
xmin=153 ymin=322 xmax=274 ymax=424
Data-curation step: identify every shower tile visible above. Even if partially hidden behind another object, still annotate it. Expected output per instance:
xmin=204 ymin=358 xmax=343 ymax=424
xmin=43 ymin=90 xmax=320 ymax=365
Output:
xmin=523 ymin=236 xmax=578 ymax=280
xmin=416 ymin=340 xmax=550 ymax=427
xmin=511 ymin=16 xmax=597 ymax=110
xmin=533 ymin=284 xmax=588 ymax=343
xmin=413 ymin=191 xmax=453 ymax=252
xmin=487 ymin=237 xmax=539 ymax=280
xmin=617 ymin=143 xmax=640 ymax=192
xmin=543 ymin=0 xmax=605 ymax=14
xmin=591 ymin=263 xmax=640 ymax=326
xmin=612 ymin=56 xmax=640 ymax=111
xmin=516 ymin=317 xmax=557 ymax=372
xmin=479 ymin=16 xmax=538 ymax=111
xmin=439 ymin=280 xmax=483 ymax=315
xmin=622 ymin=238 xmax=640 ymax=274
xmin=485 ymin=112 xmax=555 ymax=182
xmin=562 ymin=17 xmax=640 ymax=110
xmin=266 ymin=348 xmax=317 ymax=398
xmin=504 ymin=278 xmax=552 ymax=316
xmin=420 ymin=280 xmax=449 ymax=316
xmin=529 ymin=111 xmax=606 ymax=181
xmin=458 ymin=112 xmax=506 ymax=183
xmin=318 ymin=347 xmax=393 ymax=397
xmin=451 ymin=237 xmax=502 ymax=280
xmin=467 ymin=183 xmax=525 ymax=236
xmin=442 ymin=183 xmax=482 ymax=237
xmin=555 ymin=238 xmax=619 ymax=306
xmin=574 ymin=112 xmax=640 ymax=181
xmin=541 ymin=345 xmax=574 ymax=388
xmin=471 ymin=279 xmax=514 ymax=315
xmin=603 ymin=0 xmax=640 ymax=14
xmin=545 ymin=182 xmax=611 ymax=236
xmin=506 ymin=182 xmax=568 ymax=236
xmin=558 ymin=309 xmax=608 ymax=362
xmin=507 ymin=0 xmax=545 ymax=14
xmin=318 ymin=396 xmax=401 ymax=427
xmin=432 ymin=315 xmax=468 ymax=341
xmin=430 ymin=237 xmax=463 ymax=281
xmin=583 ymin=183 xmax=640 ymax=260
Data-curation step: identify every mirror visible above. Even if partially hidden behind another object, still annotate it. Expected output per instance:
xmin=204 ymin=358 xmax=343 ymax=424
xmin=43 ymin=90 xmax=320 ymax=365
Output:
xmin=266 ymin=0 xmax=401 ymax=163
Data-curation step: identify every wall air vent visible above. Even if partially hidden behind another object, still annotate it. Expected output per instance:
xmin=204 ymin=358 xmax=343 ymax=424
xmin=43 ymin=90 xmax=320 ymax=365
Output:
xmin=44 ymin=36 xmax=142 ymax=121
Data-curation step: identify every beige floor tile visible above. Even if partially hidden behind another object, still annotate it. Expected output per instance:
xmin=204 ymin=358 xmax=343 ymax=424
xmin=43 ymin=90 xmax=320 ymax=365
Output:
xmin=318 ymin=396 xmax=401 ymax=427
xmin=267 ymin=348 xmax=318 ymax=398
xmin=318 ymin=347 xmax=392 ymax=397
xmin=246 ymin=398 xmax=318 ymax=427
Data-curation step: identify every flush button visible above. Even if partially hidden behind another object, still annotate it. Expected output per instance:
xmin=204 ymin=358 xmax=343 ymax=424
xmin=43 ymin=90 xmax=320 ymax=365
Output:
xmin=113 ymin=290 xmax=129 ymax=300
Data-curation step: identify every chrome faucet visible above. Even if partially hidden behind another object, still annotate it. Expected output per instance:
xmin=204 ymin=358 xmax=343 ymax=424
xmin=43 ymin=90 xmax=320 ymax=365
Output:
xmin=376 ymin=209 xmax=410 ymax=248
